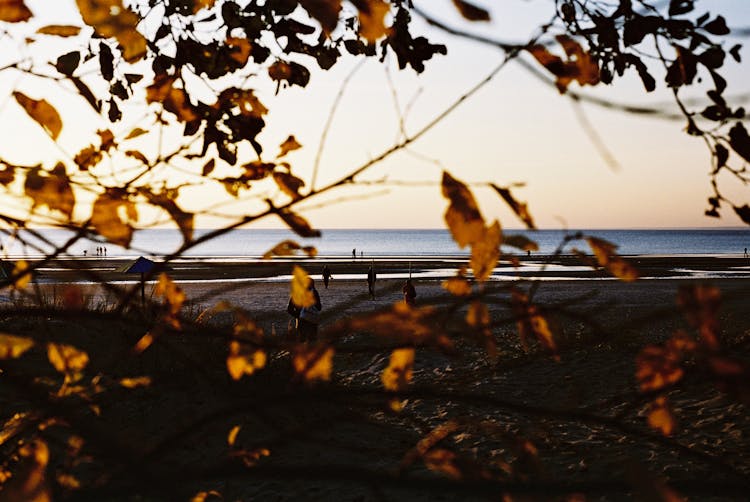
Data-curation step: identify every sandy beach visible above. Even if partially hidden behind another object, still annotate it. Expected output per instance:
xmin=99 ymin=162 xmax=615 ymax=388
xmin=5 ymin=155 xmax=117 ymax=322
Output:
xmin=1 ymin=255 xmax=749 ymax=499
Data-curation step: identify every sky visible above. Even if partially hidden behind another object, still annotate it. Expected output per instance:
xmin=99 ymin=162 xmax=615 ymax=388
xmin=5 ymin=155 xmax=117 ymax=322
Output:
xmin=1 ymin=0 xmax=749 ymax=231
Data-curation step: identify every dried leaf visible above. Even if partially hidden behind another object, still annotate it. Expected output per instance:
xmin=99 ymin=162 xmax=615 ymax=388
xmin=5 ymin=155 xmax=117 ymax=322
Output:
xmin=202 ymin=158 xmax=215 ymax=176
xmin=353 ymin=0 xmax=391 ymax=42
xmin=490 ymin=184 xmax=536 ymax=229
xmin=74 ymin=145 xmax=102 ymax=170
xmin=0 ymin=440 xmax=50 ymax=502
xmin=0 ymin=0 xmax=32 ymax=22
xmin=226 ymin=36 xmax=251 ymax=66
xmin=226 ymin=340 xmax=266 ymax=380
xmin=647 ymin=396 xmax=677 ymax=436
xmin=262 ymin=240 xmax=317 ymax=260
xmin=125 ymin=150 xmax=149 ymax=164
xmin=133 ymin=333 xmax=153 ymax=354
xmin=381 ymin=348 xmax=414 ymax=391
xmin=290 ymin=266 xmax=315 ymax=308
xmin=677 ymin=285 xmax=720 ymax=350
xmin=636 ymin=344 xmax=685 ymax=392
xmin=119 ymin=376 xmax=152 ymax=388
xmin=442 ymin=171 xmax=485 ymax=248
xmin=47 ymin=343 xmax=89 ymax=374
xmin=13 ymin=92 xmax=62 ymax=140
xmin=0 ymin=333 xmax=34 ymax=359
xmin=91 ymin=189 xmax=137 ymax=247
xmin=293 ymin=346 xmax=334 ymax=382
xmin=277 ymin=209 xmax=321 ymax=238
xmin=586 ymin=237 xmax=639 ymax=282
xmin=527 ymin=35 xmax=600 ymax=93
xmin=300 ymin=0 xmax=342 ymax=34
xmin=146 ymin=75 xmax=197 ymax=122
xmin=503 ymin=234 xmax=539 ymax=252
xmin=277 ymin=135 xmax=302 ymax=158
xmin=452 ymin=0 xmax=490 ymax=22
xmin=155 ymin=273 xmax=185 ymax=317
xmin=470 ymin=220 xmax=500 ymax=282
xmin=125 ymin=127 xmax=148 ymax=140
xmin=511 ymin=289 xmax=557 ymax=355
xmin=36 ymin=25 xmax=81 ymax=36
xmin=75 ymin=0 xmax=146 ymax=62
xmin=273 ymin=171 xmax=305 ymax=200
xmin=11 ymin=259 xmax=31 ymax=290
xmin=227 ymin=425 xmax=241 ymax=446
xmin=423 ymin=449 xmax=463 ymax=479
xmin=140 ymin=189 xmax=193 ymax=243
xmin=442 ymin=276 xmax=472 ymax=296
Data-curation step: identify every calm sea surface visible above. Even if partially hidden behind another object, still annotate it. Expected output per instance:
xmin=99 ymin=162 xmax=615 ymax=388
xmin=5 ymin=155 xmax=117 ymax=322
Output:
xmin=3 ymin=228 xmax=750 ymax=258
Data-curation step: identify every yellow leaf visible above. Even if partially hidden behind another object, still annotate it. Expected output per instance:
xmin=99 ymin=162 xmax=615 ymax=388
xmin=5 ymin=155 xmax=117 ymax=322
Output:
xmin=381 ymin=348 xmax=414 ymax=392
xmin=133 ymin=332 xmax=153 ymax=354
xmin=47 ymin=343 xmax=88 ymax=374
xmin=466 ymin=301 xmax=489 ymax=328
xmin=119 ymin=376 xmax=152 ymax=388
xmin=226 ymin=36 xmax=251 ymax=66
xmin=24 ymin=163 xmax=75 ymax=218
xmin=12 ymin=259 xmax=32 ymax=290
xmin=56 ymin=473 xmax=80 ymax=489
xmin=470 ymin=220 xmax=500 ymax=282
xmin=586 ymin=237 xmax=639 ymax=282
xmin=13 ymin=92 xmax=62 ymax=140
xmin=91 ymin=189 xmax=137 ymax=247
xmin=441 ymin=171 xmax=485 ymax=248
xmin=647 ymin=396 xmax=677 ymax=436
xmin=0 ymin=440 xmax=50 ymax=502
xmin=511 ymin=289 xmax=557 ymax=355
xmin=140 ymin=189 xmax=193 ymax=243
xmin=36 ymin=25 xmax=81 ymax=36
xmin=262 ymin=240 xmax=317 ymax=260
xmin=75 ymin=0 xmax=146 ymax=62
xmin=290 ymin=265 xmax=315 ymax=308
xmin=277 ymin=209 xmax=321 ymax=238
xmin=0 ymin=0 xmax=32 ymax=22
xmin=125 ymin=150 xmax=149 ymax=164
xmin=0 ymin=333 xmax=34 ymax=359
xmin=277 ymin=135 xmax=302 ymax=158
xmin=300 ymin=0 xmax=342 ymax=34
xmin=503 ymin=234 xmax=539 ymax=252
xmin=227 ymin=425 xmax=241 ymax=446
xmin=191 ymin=491 xmax=223 ymax=502
xmin=293 ymin=346 xmax=334 ymax=382
xmin=216 ymin=88 xmax=267 ymax=118
xmin=490 ymin=184 xmax=536 ymax=229
xmin=74 ymin=145 xmax=102 ymax=170
xmin=423 ymin=448 xmax=462 ymax=479
xmin=146 ymin=74 xmax=197 ymax=122
xmin=442 ymin=276 xmax=472 ymax=296
xmin=155 ymin=273 xmax=185 ymax=316
xmin=226 ymin=341 xmax=266 ymax=380
xmin=355 ymin=0 xmax=391 ymax=42
xmin=268 ymin=60 xmax=292 ymax=82
xmin=273 ymin=171 xmax=305 ymax=200
xmin=125 ymin=127 xmax=148 ymax=139
xmin=527 ymin=35 xmax=600 ymax=93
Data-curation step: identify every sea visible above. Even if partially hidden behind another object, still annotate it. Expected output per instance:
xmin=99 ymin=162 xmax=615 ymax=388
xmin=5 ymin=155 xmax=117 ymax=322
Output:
xmin=2 ymin=228 xmax=750 ymax=259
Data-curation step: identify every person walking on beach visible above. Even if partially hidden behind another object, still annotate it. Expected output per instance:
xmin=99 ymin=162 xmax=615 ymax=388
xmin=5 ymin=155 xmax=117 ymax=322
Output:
xmin=403 ymin=278 xmax=416 ymax=306
xmin=287 ymin=278 xmax=322 ymax=343
xmin=322 ymin=265 xmax=332 ymax=289
xmin=745 ymin=247 xmax=748 ymax=258
xmin=352 ymin=248 xmax=356 ymax=260
xmin=367 ymin=265 xmax=376 ymax=299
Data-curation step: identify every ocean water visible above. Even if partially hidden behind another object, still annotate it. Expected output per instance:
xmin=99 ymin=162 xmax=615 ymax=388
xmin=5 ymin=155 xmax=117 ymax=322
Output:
xmin=2 ymin=228 xmax=750 ymax=258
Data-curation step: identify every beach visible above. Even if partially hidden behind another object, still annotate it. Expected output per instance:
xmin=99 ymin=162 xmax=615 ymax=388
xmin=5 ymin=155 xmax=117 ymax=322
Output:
xmin=1 ymin=255 xmax=749 ymax=499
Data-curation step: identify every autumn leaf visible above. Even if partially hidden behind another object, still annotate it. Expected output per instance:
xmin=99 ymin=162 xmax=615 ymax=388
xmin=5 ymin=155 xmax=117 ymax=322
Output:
xmin=470 ymin=220 xmax=500 ymax=282
xmin=226 ymin=36 xmax=251 ymax=66
xmin=125 ymin=127 xmax=148 ymax=140
xmin=293 ymin=345 xmax=334 ymax=382
xmin=36 ymin=24 xmax=81 ymax=36
xmin=155 ymin=273 xmax=185 ymax=318
xmin=636 ymin=344 xmax=685 ymax=392
xmin=217 ymin=88 xmax=268 ymax=118
xmin=133 ymin=333 xmax=153 ymax=354
xmin=647 ymin=396 xmax=677 ymax=436
xmin=511 ymin=289 xmax=557 ymax=355
xmin=13 ymin=92 xmax=62 ymax=140
xmin=452 ymin=0 xmax=490 ymax=22
xmin=442 ymin=276 xmax=472 ymax=296
xmin=226 ymin=340 xmax=266 ymax=380
xmin=0 ymin=0 xmax=32 ymax=22
xmin=74 ymin=145 xmax=102 ymax=170
xmin=352 ymin=0 xmax=391 ymax=42
xmin=277 ymin=209 xmax=321 ymax=238
xmin=0 ymin=333 xmax=34 ymax=359
xmin=125 ymin=150 xmax=149 ymax=164
xmin=146 ymin=75 xmax=198 ymax=122
xmin=503 ymin=234 xmax=539 ymax=252
xmin=202 ymin=158 xmax=215 ymax=176
xmin=300 ymin=0 xmax=342 ymax=35
xmin=119 ymin=376 xmax=152 ymax=388
xmin=291 ymin=265 xmax=315 ymax=308
xmin=381 ymin=348 xmax=414 ymax=391
xmin=441 ymin=171 xmax=485 ymax=248
xmin=227 ymin=425 xmax=241 ymax=446
xmin=677 ymin=284 xmax=720 ymax=350
xmin=11 ymin=259 xmax=31 ymax=290
xmin=91 ymin=189 xmax=137 ymax=247
xmin=586 ymin=237 xmax=639 ymax=282
xmin=0 ymin=440 xmax=50 ymax=502
xmin=24 ymin=163 xmax=74 ymax=218
xmin=262 ymin=240 xmax=317 ymax=259
xmin=140 ymin=188 xmax=194 ymax=243
xmin=490 ymin=184 xmax=536 ymax=229
xmin=277 ymin=135 xmax=302 ymax=158
xmin=273 ymin=171 xmax=306 ymax=200
xmin=729 ymin=122 xmax=750 ymax=163
xmin=75 ymin=0 xmax=147 ymax=62
xmin=47 ymin=342 xmax=89 ymax=374
xmin=527 ymin=35 xmax=600 ymax=93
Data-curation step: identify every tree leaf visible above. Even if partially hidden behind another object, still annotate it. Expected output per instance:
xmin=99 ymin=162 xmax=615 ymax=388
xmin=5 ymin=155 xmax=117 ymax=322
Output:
xmin=290 ymin=265 xmax=315 ymax=308
xmin=227 ymin=425 xmax=241 ymax=446
xmin=273 ymin=171 xmax=305 ymax=200
xmin=11 ymin=260 xmax=31 ymax=290
xmin=353 ymin=0 xmax=391 ymax=42
xmin=527 ymin=36 xmax=600 ymax=93
xmin=734 ymin=204 xmax=750 ymax=226
xmin=262 ymin=239 xmax=317 ymax=259
xmin=503 ymin=234 xmax=539 ymax=252
xmin=277 ymin=209 xmax=321 ymax=238
xmin=470 ymin=220 xmax=500 ymax=282
xmin=442 ymin=276 xmax=472 ymax=296
xmin=125 ymin=150 xmax=149 ymax=164
xmin=75 ymin=0 xmax=146 ymax=62
xmin=647 ymin=396 xmax=677 ymax=436
xmin=277 ymin=135 xmax=302 ymax=158
xmin=55 ymin=51 xmax=80 ymax=76
xmin=119 ymin=376 xmax=152 ymax=388
xmin=202 ymin=158 xmax=215 ymax=176
xmin=47 ymin=342 xmax=89 ymax=374
xmin=729 ymin=122 xmax=750 ymax=163
xmin=0 ymin=333 xmax=35 ymax=359
xmin=140 ymin=189 xmax=194 ymax=243
xmin=226 ymin=340 xmax=266 ymax=380
xmin=125 ymin=127 xmax=149 ymax=140
xmin=36 ymin=24 xmax=81 ymax=36
xmin=91 ymin=189 xmax=137 ymax=247
xmin=511 ymin=289 xmax=557 ymax=355
xmin=677 ymin=284 xmax=720 ymax=350
xmin=441 ymin=171 xmax=485 ymax=248
xmin=13 ymin=91 xmax=63 ymax=140
xmin=490 ymin=184 xmax=536 ymax=229
xmin=300 ymin=0 xmax=342 ymax=35
xmin=452 ymin=0 xmax=490 ymax=22
xmin=74 ymin=145 xmax=102 ymax=170
xmin=155 ymin=272 xmax=185 ymax=318
xmin=293 ymin=346 xmax=334 ymax=382
xmin=146 ymin=75 xmax=198 ymax=122
xmin=586 ymin=237 xmax=640 ymax=282
xmin=24 ymin=163 xmax=75 ymax=219
xmin=0 ymin=0 xmax=32 ymax=22
xmin=381 ymin=348 xmax=414 ymax=391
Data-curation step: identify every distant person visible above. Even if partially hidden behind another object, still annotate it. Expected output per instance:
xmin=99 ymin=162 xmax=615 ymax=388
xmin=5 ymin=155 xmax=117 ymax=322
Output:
xmin=360 ymin=250 xmax=363 ymax=258
xmin=83 ymin=250 xmax=87 ymax=257
xmin=367 ymin=265 xmax=376 ymax=299
xmin=322 ymin=265 xmax=332 ymax=289
xmin=287 ymin=278 xmax=322 ymax=343
xmin=352 ymin=248 xmax=356 ymax=260
xmin=745 ymin=247 xmax=748 ymax=258
xmin=403 ymin=279 xmax=416 ymax=306
xmin=104 ymin=247 xmax=107 ymax=257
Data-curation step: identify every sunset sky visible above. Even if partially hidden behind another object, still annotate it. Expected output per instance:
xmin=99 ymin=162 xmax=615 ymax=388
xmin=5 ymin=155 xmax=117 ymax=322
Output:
xmin=1 ymin=0 xmax=749 ymax=230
